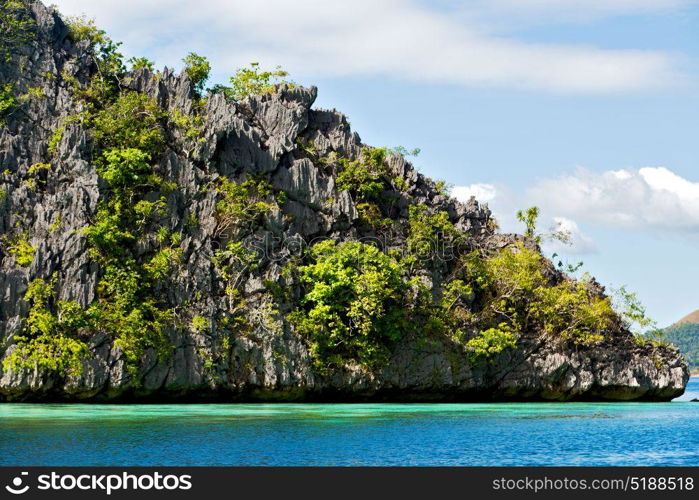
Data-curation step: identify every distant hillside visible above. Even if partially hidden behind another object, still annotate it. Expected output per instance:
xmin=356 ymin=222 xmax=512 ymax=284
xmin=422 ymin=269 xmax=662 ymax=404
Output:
xmin=664 ymin=313 xmax=699 ymax=372
xmin=677 ymin=310 xmax=699 ymax=325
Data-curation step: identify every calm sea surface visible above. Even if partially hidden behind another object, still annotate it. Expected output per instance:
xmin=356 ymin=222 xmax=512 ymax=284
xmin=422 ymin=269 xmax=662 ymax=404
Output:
xmin=1 ymin=377 xmax=697 ymax=466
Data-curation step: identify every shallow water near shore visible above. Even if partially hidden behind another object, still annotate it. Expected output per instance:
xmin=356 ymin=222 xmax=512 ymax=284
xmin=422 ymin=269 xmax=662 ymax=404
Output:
xmin=1 ymin=377 xmax=697 ymax=466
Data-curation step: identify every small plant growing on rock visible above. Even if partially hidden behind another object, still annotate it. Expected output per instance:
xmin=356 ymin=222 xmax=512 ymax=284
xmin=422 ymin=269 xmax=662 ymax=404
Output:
xmin=128 ymin=56 xmax=154 ymax=71
xmin=0 ymin=83 xmax=17 ymax=124
xmin=6 ymin=232 xmax=35 ymax=267
xmin=612 ymin=285 xmax=660 ymax=340
xmin=517 ymin=206 xmax=540 ymax=240
xmin=191 ymin=315 xmax=208 ymax=333
xmin=223 ymin=62 xmax=294 ymax=101
xmin=182 ymin=52 xmax=210 ymax=94
xmin=336 ymin=147 xmax=389 ymax=200
xmin=213 ymin=177 xmax=274 ymax=237
xmin=465 ymin=325 xmax=517 ymax=359
xmin=434 ymin=180 xmax=452 ymax=197
xmin=405 ymin=204 xmax=461 ymax=265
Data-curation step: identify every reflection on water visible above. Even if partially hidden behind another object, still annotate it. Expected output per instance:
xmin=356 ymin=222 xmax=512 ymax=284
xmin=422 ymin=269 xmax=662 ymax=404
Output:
xmin=1 ymin=378 xmax=697 ymax=466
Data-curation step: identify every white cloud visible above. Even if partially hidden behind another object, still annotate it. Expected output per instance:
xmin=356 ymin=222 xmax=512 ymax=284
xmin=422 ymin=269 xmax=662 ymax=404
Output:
xmin=50 ymin=0 xmax=690 ymax=94
xmin=452 ymin=183 xmax=498 ymax=203
xmin=527 ymin=166 xmax=699 ymax=232
xmin=477 ymin=0 xmax=692 ymax=21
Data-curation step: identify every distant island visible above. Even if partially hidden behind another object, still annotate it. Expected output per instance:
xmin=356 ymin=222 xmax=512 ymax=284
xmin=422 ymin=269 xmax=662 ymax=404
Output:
xmin=664 ymin=311 xmax=699 ymax=376
xmin=0 ymin=0 xmax=689 ymax=402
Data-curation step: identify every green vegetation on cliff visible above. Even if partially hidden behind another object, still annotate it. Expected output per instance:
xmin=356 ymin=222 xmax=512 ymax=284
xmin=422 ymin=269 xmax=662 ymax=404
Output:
xmin=4 ymin=275 xmax=89 ymax=376
xmin=5 ymin=13 xmax=179 ymax=377
xmin=213 ymin=62 xmax=294 ymax=100
xmin=1 ymin=5 xmax=657 ymax=386
xmin=289 ymin=232 xmax=618 ymax=371
xmin=0 ymin=0 xmax=36 ymax=63
xmin=290 ymin=240 xmax=407 ymax=370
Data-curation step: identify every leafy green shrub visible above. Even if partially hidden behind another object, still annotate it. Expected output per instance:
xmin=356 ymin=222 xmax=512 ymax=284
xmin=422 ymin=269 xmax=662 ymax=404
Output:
xmin=65 ymin=15 xmax=103 ymax=43
xmin=191 ymin=315 xmax=208 ymax=333
xmin=128 ymin=56 xmax=154 ymax=71
xmin=214 ymin=177 xmax=274 ymax=237
xmin=3 ymin=276 xmax=90 ymax=377
xmin=336 ymin=147 xmax=388 ymax=200
xmin=20 ymin=85 xmax=44 ymax=102
xmin=392 ymin=176 xmax=409 ymax=192
xmin=89 ymin=259 xmax=173 ymax=372
xmin=28 ymin=162 xmax=51 ymax=175
xmin=6 ymin=232 xmax=35 ymax=267
xmin=25 ymin=162 xmax=51 ymax=189
xmin=290 ymin=240 xmax=406 ymax=370
xmin=82 ymin=208 xmax=134 ymax=257
xmin=534 ymin=280 xmax=615 ymax=344
xmin=99 ymin=148 xmax=151 ymax=187
xmin=0 ymin=0 xmax=36 ymax=63
xmin=91 ymin=92 xmax=165 ymax=155
xmin=182 ymin=53 xmax=210 ymax=94
xmin=0 ymin=82 xmax=17 ymax=123
xmin=460 ymin=243 xmax=616 ymax=350
xmin=170 ymin=107 xmax=205 ymax=141
xmin=221 ymin=62 xmax=294 ymax=101
xmin=356 ymin=202 xmax=392 ymax=230
xmin=405 ymin=204 xmax=460 ymax=264
xmin=134 ymin=198 xmax=167 ymax=229
xmin=465 ymin=325 xmax=517 ymax=359
xmin=81 ymin=148 xmax=175 ymax=375
xmin=434 ymin=180 xmax=452 ymax=196
xmin=144 ymin=246 xmax=182 ymax=280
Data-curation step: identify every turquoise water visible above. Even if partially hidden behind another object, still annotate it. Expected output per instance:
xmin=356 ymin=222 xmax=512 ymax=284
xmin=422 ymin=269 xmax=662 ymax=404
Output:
xmin=1 ymin=378 xmax=697 ymax=466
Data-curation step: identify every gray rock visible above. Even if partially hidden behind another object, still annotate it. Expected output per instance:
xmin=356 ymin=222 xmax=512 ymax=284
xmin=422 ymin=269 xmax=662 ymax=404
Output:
xmin=0 ymin=0 xmax=689 ymax=402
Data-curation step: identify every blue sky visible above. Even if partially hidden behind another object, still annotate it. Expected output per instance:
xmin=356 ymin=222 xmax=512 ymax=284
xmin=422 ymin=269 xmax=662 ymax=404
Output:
xmin=52 ymin=0 xmax=699 ymax=326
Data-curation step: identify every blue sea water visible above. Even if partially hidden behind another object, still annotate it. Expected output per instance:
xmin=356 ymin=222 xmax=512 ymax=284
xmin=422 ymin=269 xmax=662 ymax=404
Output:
xmin=0 ymin=377 xmax=697 ymax=466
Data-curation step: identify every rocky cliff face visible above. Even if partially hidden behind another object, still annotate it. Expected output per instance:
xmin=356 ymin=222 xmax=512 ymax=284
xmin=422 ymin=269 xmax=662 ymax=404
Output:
xmin=0 ymin=1 xmax=688 ymax=401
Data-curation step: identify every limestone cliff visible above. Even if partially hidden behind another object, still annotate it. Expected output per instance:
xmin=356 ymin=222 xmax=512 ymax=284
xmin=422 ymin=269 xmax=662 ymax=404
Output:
xmin=0 ymin=1 xmax=688 ymax=401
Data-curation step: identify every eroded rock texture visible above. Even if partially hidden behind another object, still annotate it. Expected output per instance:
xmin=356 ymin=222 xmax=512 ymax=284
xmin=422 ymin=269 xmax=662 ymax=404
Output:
xmin=0 ymin=1 xmax=688 ymax=401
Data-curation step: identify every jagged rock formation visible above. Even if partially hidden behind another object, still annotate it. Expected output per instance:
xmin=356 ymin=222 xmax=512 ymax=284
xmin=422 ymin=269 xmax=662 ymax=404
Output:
xmin=0 ymin=1 xmax=688 ymax=401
